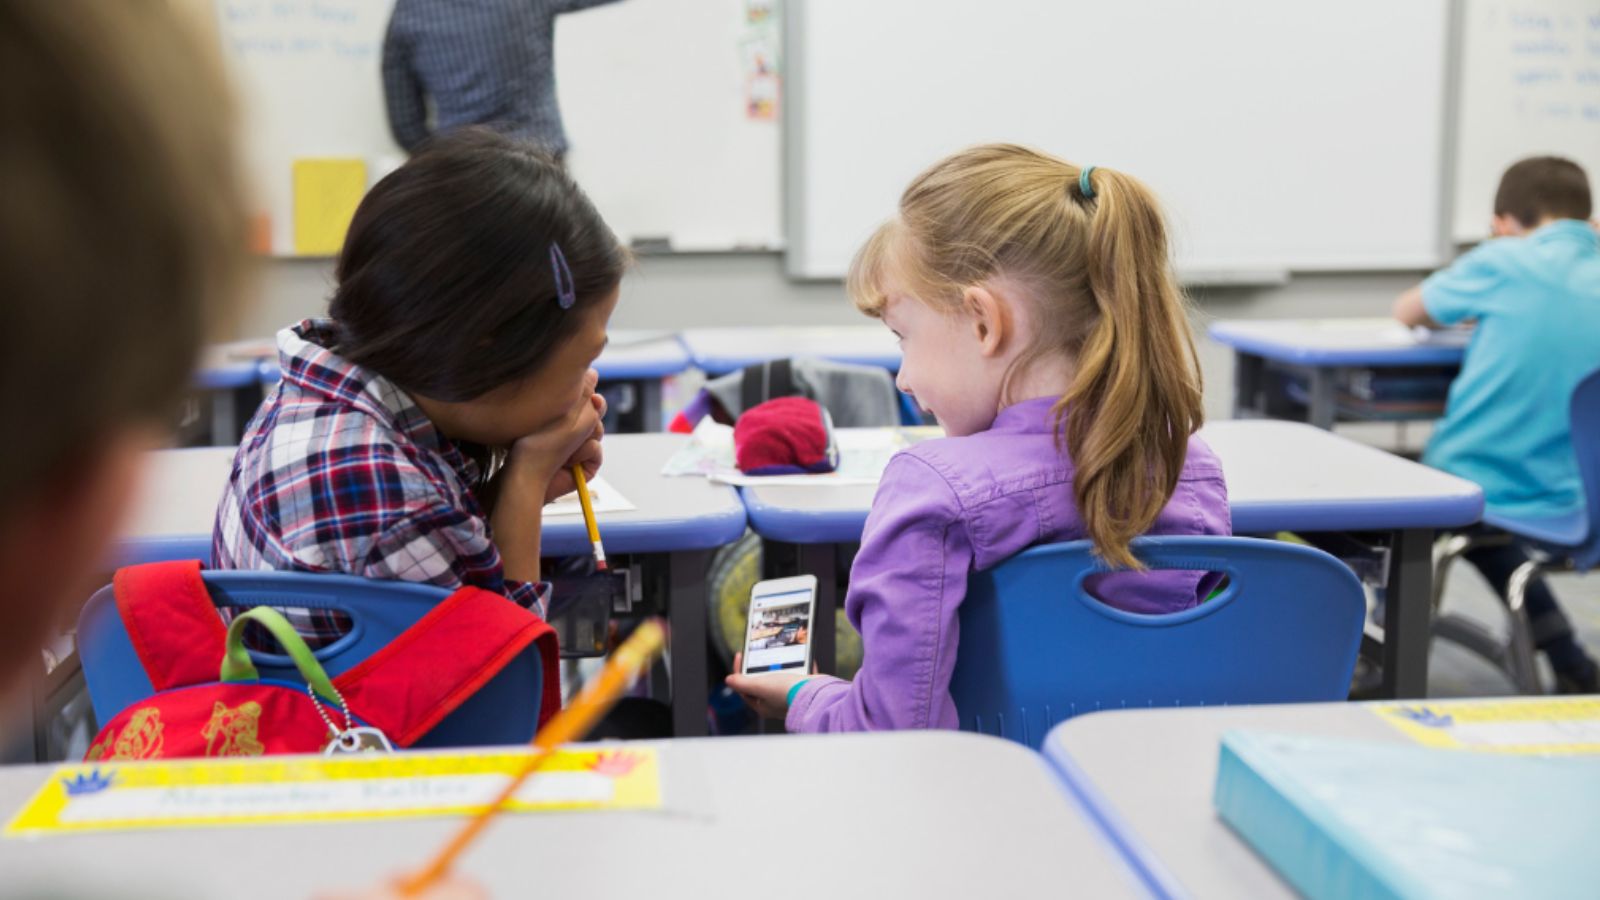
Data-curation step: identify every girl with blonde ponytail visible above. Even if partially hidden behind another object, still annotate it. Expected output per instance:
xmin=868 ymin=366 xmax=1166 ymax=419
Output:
xmin=727 ymin=144 xmax=1231 ymax=732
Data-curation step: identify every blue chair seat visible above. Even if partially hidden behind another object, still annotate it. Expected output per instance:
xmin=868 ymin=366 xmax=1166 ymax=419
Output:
xmin=1482 ymin=508 xmax=1589 ymax=554
xmin=949 ymin=535 xmax=1366 ymax=749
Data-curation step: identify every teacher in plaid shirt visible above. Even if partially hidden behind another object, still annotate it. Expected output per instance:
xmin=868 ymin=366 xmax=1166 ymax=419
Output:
xmin=382 ymin=0 xmax=625 ymax=157
xmin=213 ymin=130 xmax=627 ymax=647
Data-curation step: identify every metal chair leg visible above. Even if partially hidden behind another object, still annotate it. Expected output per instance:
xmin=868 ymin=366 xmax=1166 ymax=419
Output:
xmin=1504 ymin=560 xmax=1546 ymax=694
xmin=1431 ymin=532 xmax=1475 ymax=611
xmin=1431 ymin=531 xmax=1542 ymax=694
xmin=1432 ymin=614 xmax=1516 ymax=669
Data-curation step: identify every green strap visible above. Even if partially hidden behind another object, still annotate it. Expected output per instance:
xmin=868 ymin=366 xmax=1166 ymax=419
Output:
xmin=220 ymin=606 xmax=341 ymax=705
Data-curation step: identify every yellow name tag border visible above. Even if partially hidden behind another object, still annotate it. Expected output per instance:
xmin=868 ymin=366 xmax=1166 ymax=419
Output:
xmin=1372 ymin=697 xmax=1600 ymax=754
xmin=5 ymin=748 xmax=661 ymax=837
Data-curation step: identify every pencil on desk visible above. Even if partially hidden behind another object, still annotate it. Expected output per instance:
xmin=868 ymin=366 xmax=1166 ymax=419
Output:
xmin=398 ymin=618 xmax=667 ymax=896
xmin=571 ymin=464 xmax=608 ymax=571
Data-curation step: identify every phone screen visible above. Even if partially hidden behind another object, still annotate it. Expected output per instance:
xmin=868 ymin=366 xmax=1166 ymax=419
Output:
xmin=743 ymin=587 xmax=814 ymax=673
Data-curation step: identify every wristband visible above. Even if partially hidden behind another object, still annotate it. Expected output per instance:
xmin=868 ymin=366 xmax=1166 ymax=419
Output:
xmin=786 ymin=677 xmax=811 ymax=707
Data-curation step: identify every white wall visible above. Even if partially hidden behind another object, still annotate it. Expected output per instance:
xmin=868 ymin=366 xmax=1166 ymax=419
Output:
xmin=244 ymin=255 xmax=1425 ymax=423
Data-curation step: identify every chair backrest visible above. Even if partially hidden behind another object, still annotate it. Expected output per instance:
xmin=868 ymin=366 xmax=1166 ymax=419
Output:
xmin=949 ymin=536 xmax=1365 ymax=749
xmin=77 ymin=570 xmax=543 ymax=749
xmin=1569 ymin=367 xmax=1600 ymax=570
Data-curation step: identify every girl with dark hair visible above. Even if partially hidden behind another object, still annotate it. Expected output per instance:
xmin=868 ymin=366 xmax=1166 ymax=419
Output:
xmin=213 ymin=128 xmax=628 ymax=646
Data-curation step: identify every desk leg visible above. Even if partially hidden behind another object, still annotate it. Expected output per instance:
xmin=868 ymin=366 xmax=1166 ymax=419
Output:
xmin=1382 ymin=528 xmax=1433 ymax=698
xmin=1233 ymin=352 xmax=1265 ymax=419
xmin=797 ymin=544 xmax=839 ymax=676
xmin=1307 ymin=369 xmax=1337 ymax=431
xmin=667 ymin=549 xmax=710 ymax=737
xmin=639 ymin=378 xmax=663 ymax=433
xmin=209 ymin=390 xmax=237 ymax=446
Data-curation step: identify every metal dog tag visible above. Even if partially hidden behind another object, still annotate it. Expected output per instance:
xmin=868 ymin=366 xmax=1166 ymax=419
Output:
xmin=323 ymin=726 xmax=395 ymax=755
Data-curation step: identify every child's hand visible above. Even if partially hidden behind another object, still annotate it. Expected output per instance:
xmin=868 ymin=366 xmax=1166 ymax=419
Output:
xmin=725 ymin=652 xmax=816 ymax=721
xmin=506 ymin=369 xmax=605 ymax=487
xmin=539 ymin=391 xmax=606 ymax=504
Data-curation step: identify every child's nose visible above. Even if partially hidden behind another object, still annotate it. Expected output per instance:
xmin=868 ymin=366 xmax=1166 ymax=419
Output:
xmin=894 ymin=369 xmax=913 ymax=395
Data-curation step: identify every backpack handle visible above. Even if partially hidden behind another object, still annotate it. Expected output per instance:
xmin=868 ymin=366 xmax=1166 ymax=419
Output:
xmin=220 ymin=607 xmax=341 ymax=705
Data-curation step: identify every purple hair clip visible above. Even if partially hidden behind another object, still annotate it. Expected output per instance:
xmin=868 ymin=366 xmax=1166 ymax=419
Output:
xmin=549 ymin=242 xmax=577 ymax=310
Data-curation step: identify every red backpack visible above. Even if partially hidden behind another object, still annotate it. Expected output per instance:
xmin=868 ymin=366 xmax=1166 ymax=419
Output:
xmin=86 ymin=562 xmax=560 ymax=761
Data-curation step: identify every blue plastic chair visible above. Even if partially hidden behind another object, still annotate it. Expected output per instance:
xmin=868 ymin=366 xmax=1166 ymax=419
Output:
xmin=1431 ymin=367 xmax=1600 ymax=693
xmin=77 ymin=570 xmax=544 ymax=749
xmin=949 ymin=536 xmax=1366 ymax=749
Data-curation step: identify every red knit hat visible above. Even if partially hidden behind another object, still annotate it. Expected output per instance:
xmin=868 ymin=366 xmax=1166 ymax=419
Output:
xmin=734 ymin=396 xmax=840 ymax=475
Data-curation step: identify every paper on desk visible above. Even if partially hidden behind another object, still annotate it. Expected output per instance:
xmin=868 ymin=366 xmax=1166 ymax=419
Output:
xmin=542 ymin=475 xmax=636 ymax=516
xmin=1375 ymin=324 xmax=1474 ymax=347
xmin=5 ymin=748 xmax=661 ymax=836
xmin=1371 ymin=697 xmax=1600 ymax=754
xmin=660 ymin=421 xmax=935 ymax=486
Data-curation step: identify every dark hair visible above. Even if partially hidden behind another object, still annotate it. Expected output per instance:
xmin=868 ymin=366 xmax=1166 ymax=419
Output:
xmin=329 ymin=128 xmax=628 ymax=401
xmin=1494 ymin=156 xmax=1592 ymax=228
xmin=0 ymin=2 xmax=249 ymax=510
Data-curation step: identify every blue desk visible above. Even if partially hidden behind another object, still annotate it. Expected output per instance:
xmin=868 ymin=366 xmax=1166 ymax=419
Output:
xmin=1209 ymin=318 xmax=1467 ymax=430
xmin=192 ymin=340 xmax=279 ymax=445
xmin=591 ymin=330 xmax=692 ymax=431
xmin=680 ymin=325 xmax=901 ymax=376
xmin=1042 ymin=699 xmax=1568 ymax=899
xmin=742 ymin=420 xmax=1484 ymax=698
xmin=254 ymin=329 xmax=688 ymax=433
xmin=116 ymin=435 xmax=746 ymax=736
xmin=0 ymin=732 xmax=1146 ymax=899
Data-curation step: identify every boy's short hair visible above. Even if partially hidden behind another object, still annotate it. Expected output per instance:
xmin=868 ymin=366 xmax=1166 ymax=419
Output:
xmin=1494 ymin=156 xmax=1593 ymax=228
xmin=0 ymin=2 xmax=249 ymax=510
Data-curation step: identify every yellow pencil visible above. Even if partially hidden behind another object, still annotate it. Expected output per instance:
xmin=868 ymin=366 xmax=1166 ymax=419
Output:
xmin=398 ymin=618 xmax=667 ymax=896
xmin=571 ymin=464 xmax=608 ymax=572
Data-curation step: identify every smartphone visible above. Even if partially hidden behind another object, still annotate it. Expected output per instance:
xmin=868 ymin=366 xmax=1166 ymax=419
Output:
xmin=740 ymin=575 xmax=818 ymax=676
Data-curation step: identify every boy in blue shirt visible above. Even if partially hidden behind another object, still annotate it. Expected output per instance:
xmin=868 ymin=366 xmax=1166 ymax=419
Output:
xmin=1395 ymin=156 xmax=1600 ymax=693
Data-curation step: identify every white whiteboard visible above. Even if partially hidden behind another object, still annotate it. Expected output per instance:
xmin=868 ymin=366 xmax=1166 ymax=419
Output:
xmin=212 ymin=0 xmax=780 ymax=255
xmin=1453 ymin=0 xmax=1600 ymax=241
xmin=785 ymin=0 xmax=1454 ymax=280
xmin=557 ymin=0 xmax=782 ymax=250
xmin=215 ymin=0 xmax=401 ymax=256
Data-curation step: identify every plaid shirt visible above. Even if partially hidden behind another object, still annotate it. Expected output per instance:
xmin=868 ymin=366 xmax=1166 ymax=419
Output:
xmin=213 ymin=320 xmax=547 ymax=647
xmin=381 ymin=0 xmax=623 ymax=155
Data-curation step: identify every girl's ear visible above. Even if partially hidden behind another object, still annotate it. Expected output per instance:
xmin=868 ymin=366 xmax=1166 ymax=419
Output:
xmin=961 ymin=285 xmax=1009 ymax=358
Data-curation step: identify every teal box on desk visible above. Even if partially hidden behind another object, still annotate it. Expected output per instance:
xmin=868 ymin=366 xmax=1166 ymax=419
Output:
xmin=1213 ymin=730 xmax=1600 ymax=900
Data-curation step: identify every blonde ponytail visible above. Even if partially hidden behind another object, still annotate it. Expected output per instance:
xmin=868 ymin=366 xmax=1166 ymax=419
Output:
xmin=847 ymin=145 xmax=1205 ymax=569
xmin=1060 ymin=167 xmax=1204 ymax=569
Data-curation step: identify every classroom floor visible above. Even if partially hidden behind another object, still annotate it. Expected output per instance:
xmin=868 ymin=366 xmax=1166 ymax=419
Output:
xmin=1430 ymin=566 xmax=1600 ymax=696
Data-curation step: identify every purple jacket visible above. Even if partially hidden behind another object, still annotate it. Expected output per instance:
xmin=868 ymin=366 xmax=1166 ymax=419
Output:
xmin=787 ymin=397 xmax=1231 ymax=733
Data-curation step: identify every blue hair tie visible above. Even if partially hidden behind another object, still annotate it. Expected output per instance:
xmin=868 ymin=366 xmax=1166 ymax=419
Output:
xmin=549 ymin=242 xmax=576 ymax=309
xmin=1078 ymin=165 xmax=1097 ymax=200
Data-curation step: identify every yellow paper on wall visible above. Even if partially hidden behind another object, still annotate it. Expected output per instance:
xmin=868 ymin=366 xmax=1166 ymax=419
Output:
xmin=5 ymin=747 xmax=660 ymax=837
xmin=292 ymin=158 xmax=367 ymax=256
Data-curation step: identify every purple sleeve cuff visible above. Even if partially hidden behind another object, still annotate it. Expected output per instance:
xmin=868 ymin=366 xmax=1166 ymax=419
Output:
xmin=783 ymin=674 xmax=847 ymax=732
